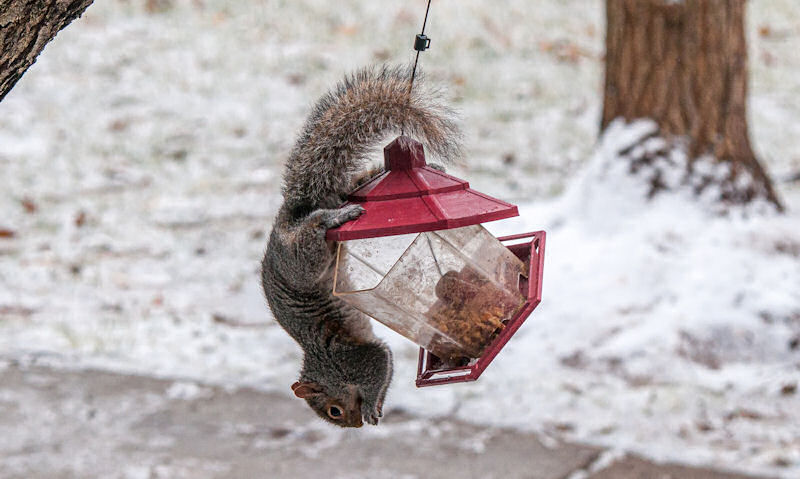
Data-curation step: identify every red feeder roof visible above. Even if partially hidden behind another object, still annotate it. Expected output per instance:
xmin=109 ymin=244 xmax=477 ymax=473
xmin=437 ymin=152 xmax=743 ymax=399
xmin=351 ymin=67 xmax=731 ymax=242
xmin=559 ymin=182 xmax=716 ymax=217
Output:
xmin=326 ymin=136 xmax=519 ymax=241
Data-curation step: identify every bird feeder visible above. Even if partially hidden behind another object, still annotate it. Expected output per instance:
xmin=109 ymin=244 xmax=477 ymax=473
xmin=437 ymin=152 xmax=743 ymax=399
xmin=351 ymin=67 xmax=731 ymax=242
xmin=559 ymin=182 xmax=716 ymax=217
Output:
xmin=328 ymin=136 xmax=545 ymax=387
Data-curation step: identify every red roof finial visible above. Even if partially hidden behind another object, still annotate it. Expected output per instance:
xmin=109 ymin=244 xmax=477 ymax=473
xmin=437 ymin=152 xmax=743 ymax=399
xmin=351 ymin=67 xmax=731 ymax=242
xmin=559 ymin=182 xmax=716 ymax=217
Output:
xmin=384 ymin=136 xmax=426 ymax=170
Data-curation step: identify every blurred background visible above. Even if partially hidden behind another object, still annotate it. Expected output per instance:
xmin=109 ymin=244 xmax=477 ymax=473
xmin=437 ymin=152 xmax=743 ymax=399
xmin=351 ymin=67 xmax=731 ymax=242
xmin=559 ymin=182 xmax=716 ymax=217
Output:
xmin=0 ymin=0 xmax=798 ymax=478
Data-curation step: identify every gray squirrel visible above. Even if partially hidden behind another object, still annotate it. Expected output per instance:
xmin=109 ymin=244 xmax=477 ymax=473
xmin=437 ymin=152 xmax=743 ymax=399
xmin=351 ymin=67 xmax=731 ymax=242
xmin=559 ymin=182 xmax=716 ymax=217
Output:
xmin=260 ymin=65 xmax=461 ymax=427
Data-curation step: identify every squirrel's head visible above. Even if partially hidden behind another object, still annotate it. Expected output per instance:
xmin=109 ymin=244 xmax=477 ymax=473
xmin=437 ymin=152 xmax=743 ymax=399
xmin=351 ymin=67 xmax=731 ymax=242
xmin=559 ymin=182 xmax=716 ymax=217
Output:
xmin=294 ymin=342 xmax=392 ymax=427
xmin=291 ymin=381 xmax=366 ymax=428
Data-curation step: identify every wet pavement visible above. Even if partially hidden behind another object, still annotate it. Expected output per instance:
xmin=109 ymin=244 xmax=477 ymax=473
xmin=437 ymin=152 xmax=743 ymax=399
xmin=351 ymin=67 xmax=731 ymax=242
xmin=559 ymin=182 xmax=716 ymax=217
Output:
xmin=0 ymin=363 xmax=770 ymax=479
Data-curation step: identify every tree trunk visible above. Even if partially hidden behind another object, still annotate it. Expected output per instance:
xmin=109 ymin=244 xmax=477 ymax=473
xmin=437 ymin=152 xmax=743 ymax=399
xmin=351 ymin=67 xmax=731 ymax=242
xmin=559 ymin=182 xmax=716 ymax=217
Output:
xmin=0 ymin=0 xmax=94 ymax=102
xmin=602 ymin=0 xmax=783 ymax=210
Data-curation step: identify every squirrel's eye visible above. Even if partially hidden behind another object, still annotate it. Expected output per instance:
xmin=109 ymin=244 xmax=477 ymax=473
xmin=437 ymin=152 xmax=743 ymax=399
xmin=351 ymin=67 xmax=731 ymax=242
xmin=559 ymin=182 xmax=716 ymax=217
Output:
xmin=327 ymin=406 xmax=343 ymax=419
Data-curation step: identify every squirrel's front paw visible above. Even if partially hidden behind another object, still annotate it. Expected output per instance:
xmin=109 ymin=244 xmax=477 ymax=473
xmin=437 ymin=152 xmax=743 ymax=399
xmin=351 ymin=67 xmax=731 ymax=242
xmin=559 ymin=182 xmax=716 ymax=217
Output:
xmin=340 ymin=204 xmax=365 ymax=221
xmin=324 ymin=204 xmax=365 ymax=229
xmin=361 ymin=401 xmax=382 ymax=426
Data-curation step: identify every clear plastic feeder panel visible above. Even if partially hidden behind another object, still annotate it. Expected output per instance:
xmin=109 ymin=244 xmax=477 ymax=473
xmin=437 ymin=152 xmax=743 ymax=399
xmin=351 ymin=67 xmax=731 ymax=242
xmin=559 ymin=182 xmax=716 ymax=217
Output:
xmin=333 ymin=224 xmax=527 ymax=362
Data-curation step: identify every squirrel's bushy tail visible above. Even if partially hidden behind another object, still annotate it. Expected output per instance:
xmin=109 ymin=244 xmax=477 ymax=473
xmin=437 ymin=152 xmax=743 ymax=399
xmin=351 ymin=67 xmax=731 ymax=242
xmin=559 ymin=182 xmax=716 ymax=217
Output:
xmin=282 ymin=65 xmax=462 ymax=214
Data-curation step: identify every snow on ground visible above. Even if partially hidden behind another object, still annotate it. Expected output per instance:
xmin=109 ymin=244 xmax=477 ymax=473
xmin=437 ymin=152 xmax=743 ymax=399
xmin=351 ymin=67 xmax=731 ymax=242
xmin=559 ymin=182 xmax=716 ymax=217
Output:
xmin=474 ymin=121 xmax=800 ymax=477
xmin=1 ymin=0 xmax=799 ymax=477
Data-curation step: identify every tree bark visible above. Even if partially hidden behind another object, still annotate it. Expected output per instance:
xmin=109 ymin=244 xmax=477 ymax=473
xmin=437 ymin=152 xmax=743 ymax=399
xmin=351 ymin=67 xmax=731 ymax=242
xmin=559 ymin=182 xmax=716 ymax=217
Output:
xmin=0 ymin=0 xmax=94 ymax=102
xmin=602 ymin=0 xmax=782 ymax=210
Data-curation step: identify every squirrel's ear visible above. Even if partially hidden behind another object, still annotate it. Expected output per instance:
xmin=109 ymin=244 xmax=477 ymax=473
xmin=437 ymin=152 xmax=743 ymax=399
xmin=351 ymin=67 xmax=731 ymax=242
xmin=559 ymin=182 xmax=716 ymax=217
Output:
xmin=291 ymin=381 xmax=322 ymax=398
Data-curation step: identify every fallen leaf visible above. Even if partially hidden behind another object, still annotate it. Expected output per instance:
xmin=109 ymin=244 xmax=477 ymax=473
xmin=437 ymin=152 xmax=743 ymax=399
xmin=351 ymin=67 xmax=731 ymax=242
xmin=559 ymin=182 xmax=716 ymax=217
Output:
xmin=21 ymin=198 xmax=37 ymax=214
xmin=336 ymin=24 xmax=359 ymax=36
xmin=725 ymin=408 xmax=763 ymax=421
xmin=75 ymin=211 xmax=87 ymax=227
xmin=0 ymin=305 xmax=35 ymax=316
xmin=695 ymin=420 xmax=714 ymax=432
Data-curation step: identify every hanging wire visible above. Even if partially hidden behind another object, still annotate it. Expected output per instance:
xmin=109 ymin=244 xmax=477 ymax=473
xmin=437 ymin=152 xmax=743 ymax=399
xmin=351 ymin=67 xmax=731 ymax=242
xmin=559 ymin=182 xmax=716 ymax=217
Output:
xmin=407 ymin=0 xmax=433 ymax=96
xmin=425 ymin=233 xmax=445 ymax=277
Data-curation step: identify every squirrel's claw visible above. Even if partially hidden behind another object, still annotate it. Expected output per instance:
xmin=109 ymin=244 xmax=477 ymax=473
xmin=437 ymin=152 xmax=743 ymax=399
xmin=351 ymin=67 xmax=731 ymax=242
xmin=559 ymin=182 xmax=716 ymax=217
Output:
xmin=362 ymin=402 xmax=382 ymax=426
xmin=364 ymin=411 xmax=380 ymax=425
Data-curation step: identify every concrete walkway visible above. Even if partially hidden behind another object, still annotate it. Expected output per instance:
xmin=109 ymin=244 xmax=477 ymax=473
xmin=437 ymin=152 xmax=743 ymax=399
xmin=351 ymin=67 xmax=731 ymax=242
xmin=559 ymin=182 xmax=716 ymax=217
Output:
xmin=0 ymin=362 xmax=770 ymax=479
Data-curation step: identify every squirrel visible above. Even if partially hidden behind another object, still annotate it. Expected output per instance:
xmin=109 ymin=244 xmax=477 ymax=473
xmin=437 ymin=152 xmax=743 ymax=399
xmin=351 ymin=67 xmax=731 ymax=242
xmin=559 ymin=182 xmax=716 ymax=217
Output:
xmin=260 ymin=65 xmax=461 ymax=427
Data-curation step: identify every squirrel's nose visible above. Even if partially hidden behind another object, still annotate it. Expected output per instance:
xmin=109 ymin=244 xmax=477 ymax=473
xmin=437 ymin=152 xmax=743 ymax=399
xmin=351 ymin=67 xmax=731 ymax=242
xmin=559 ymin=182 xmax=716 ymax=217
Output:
xmin=352 ymin=409 xmax=364 ymax=428
xmin=352 ymin=414 xmax=363 ymax=428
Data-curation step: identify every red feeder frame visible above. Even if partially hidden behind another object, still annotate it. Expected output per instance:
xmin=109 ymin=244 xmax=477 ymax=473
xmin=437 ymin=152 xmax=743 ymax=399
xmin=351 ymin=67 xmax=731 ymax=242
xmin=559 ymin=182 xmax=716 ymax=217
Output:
xmin=416 ymin=230 xmax=545 ymax=386
xmin=328 ymin=136 xmax=546 ymax=387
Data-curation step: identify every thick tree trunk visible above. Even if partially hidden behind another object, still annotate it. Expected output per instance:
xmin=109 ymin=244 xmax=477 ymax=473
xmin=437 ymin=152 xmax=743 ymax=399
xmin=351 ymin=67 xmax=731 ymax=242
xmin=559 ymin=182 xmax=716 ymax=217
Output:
xmin=602 ymin=0 xmax=782 ymax=210
xmin=0 ymin=0 xmax=94 ymax=102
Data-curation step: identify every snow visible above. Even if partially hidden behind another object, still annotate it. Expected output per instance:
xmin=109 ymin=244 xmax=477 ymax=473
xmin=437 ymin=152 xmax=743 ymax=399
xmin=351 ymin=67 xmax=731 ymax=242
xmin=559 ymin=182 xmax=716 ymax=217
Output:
xmin=1 ymin=0 xmax=799 ymax=477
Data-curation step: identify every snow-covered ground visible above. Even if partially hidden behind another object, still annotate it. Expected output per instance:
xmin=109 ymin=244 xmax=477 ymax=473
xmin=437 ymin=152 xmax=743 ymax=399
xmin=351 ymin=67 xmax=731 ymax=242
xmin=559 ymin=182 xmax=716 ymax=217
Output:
xmin=1 ymin=0 xmax=799 ymax=477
